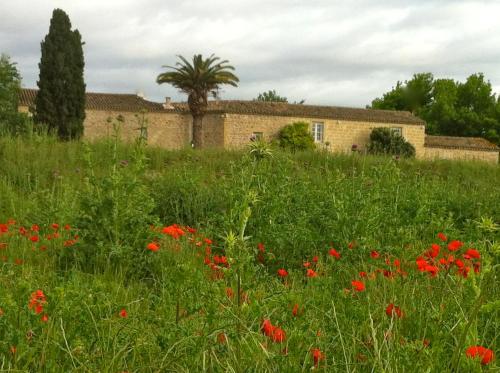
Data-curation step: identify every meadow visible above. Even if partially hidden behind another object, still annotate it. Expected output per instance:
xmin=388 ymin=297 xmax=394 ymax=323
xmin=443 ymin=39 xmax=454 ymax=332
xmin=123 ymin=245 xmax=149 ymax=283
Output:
xmin=0 ymin=133 xmax=499 ymax=372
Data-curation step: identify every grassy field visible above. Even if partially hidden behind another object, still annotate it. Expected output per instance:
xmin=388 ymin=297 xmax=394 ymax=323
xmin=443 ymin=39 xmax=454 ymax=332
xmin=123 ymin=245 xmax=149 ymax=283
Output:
xmin=0 ymin=134 xmax=499 ymax=372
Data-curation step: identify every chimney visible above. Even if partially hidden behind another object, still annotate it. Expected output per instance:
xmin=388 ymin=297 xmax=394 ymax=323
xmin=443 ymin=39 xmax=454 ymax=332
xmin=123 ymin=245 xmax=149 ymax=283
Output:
xmin=163 ymin=97 xmax=174 ymax=109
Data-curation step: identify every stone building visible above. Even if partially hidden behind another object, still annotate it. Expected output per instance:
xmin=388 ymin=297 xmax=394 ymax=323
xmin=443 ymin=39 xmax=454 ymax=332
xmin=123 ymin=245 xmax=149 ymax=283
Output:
xmin=19 ymin=88 xmax=499 ymax=163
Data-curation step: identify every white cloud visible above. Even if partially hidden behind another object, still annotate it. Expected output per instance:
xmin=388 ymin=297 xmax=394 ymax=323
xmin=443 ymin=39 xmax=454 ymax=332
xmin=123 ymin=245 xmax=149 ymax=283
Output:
xmin=1 ymin=0 xmax=500 ymax=106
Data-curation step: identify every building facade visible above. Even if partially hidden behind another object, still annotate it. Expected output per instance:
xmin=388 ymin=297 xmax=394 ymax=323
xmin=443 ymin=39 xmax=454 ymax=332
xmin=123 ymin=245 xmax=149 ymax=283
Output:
xmin=19 ymin=88 xmax=499 ymax=163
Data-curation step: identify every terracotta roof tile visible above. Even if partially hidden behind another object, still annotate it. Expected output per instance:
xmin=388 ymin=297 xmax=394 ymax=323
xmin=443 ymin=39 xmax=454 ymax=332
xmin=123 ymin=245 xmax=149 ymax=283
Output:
xmin=19 ymin=88 xmax=169 ymax=113
xmin=425 ymin=135 xmax=499 ymax=151
xmin=20 ymin=88 xmax=424 ymax=125
xmin=173 ymin=100 xmax=425 ymax=125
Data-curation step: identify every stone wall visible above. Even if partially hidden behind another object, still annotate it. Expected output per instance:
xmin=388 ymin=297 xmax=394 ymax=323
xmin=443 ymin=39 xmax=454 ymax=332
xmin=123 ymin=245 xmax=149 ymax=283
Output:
xmin=423 ymin=146 xmax=499 ymax=164
xmin=201 ymin=114 xmax=225 ymax=148
xmin=223 ymin=113 xmax=426 ymax=157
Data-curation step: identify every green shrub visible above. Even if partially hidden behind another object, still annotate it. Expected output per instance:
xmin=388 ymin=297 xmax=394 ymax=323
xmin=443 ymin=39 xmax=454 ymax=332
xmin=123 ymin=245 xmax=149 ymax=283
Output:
xmin=277 ymin=121 xmax=315 ymax=151
xmin=367 ymin=127 xmax=416 ymax=158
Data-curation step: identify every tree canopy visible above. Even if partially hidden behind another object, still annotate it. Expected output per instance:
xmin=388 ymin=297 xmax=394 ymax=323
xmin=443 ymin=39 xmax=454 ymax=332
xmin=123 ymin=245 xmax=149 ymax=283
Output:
xmin=370 ymin=73 xmax=500 ymax=144
xmin=34 ymin=8 xmax=86 ymax=140
xmin=256 ymin=90 xmax=288 ymax=103
xmin=0 ymin=54 xmax=28 ymax=135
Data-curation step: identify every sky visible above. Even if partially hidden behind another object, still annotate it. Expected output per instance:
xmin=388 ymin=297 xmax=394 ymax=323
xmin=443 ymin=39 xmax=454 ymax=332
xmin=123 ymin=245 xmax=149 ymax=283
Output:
xmin=1 ymin=0 xmax=500 ymax=107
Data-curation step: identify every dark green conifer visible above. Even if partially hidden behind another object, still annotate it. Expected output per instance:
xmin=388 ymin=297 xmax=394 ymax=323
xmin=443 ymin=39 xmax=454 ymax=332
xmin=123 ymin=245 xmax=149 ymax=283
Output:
xmin=34 ymin=8 xmax=85 ymax=139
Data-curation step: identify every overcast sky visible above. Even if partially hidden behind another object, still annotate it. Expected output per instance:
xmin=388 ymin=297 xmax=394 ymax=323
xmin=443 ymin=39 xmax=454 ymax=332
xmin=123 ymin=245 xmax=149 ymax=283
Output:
xmin=1 ymin=0 xmax=500 ymax=107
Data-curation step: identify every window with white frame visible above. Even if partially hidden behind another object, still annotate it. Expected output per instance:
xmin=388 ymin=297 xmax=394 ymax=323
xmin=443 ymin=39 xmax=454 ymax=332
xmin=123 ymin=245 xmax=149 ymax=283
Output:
xmin=312 ymin=122 xmax=324 ymax=143
xmin=390 ymin=127 xmax=403 ymax=137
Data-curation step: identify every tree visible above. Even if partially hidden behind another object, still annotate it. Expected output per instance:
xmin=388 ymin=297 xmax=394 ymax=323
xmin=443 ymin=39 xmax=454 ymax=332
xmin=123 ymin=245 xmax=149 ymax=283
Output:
xmin=370 ymin=73 xmax=500 ymax=145
xmin=0 ymin=54 xmax=28 ymax=135
xmin=156 ymin=54 xmax=239 ymax=148
xmin=34 ymin=8 xmax=86 ymax=140
xmin=256 ymin=90 xmax=288 ymax=102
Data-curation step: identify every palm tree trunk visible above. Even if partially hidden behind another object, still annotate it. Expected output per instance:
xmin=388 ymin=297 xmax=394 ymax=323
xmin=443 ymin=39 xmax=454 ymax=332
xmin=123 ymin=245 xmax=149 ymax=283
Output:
xmin=192 ymin=114 xmax=203 ymax=148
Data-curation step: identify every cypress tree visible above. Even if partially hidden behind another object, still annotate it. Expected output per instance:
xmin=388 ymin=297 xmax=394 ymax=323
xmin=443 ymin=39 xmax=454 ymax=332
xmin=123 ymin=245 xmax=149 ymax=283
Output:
xmin=34 ymin=9 xmax=85 ymax=140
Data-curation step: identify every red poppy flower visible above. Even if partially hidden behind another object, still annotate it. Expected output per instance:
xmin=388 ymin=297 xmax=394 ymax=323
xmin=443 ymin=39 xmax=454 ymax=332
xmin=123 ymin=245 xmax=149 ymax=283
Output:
xmin=146 ymin=242 xmax=159 ymax=252
xmin=351 ymin=280 xmax=365 ymax=292
xmin=329 ymin=248 xmax=341 ymax=259
xmin=162 ymin=224 xmax=186 ymax=239
xmin=385 ymin=303 xmax=403 ymax=318
xmin=261 ymin=319 xmax=275 ymax=337
xmin=370 ymin=250 xmax=380 ymax=259
xmin=303 ymin=261 xmax=311 ymax=268
xmin=41 ymin=314 xmax=49 ymax=323
xmin=464 ymin=248 xmax=480 ymax=260
xmin=217 ymin=332 xmax=227 ymax=344
xmin=204 ymin=238 xmax=212 ymax=245
xmin=312 ymin=256 xmax=319 ymax=263
xmin=359 ymin=271 xmax=367 ymax=278
xmin=466 ymin=345 xmax=494 ymax=365
xmin=29 ymin=235 xmax=39 ymax=243
xmin=424 ymin=264 xmax=439 ymax=277
xmin=306 ymin=269 xmax=318 ymax=278
xmin=437 ymin=232 xmax=447 ymax=242
xmin=271 ymin=327 xmax=286 ymax=343
xmin=225 ymin=287 xmax=234 ymax=298
xmin=257 ymin=243 xmax=265 ymax=252
xmin=292 ymin=303 xmax=299 ymax=317
xmin=277 ymin=268 xmax=288 ymax=278
xmin=311 ymin=348 xmax=325 ymax=367
xmin=119 ymin=309 xmax=128 ymax=318
xmin=448 ymin=240 xmax=464 ymax=251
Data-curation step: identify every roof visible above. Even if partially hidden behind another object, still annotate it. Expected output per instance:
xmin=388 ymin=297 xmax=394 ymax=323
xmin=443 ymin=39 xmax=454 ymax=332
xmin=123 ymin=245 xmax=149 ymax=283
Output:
xmin=19 ymin=88 xmax=166 ymax=113
xmin=173 ymin=100 xmax=425 ymax=125
xmin=19 ymin=88 xmax=424 ymax=125
xmin=425 ymin=135 xmax=499 ymax=152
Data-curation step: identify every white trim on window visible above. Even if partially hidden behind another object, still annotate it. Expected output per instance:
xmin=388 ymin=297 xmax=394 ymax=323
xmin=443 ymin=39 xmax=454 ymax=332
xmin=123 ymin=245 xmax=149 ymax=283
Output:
xmin=312 ymin=122 xmax=324 ymax=143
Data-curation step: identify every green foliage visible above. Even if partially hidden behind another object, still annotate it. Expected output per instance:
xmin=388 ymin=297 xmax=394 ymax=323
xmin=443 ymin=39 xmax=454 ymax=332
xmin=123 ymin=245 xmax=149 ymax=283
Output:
xmin=34 ymin=8 xmax=86 ymax=140
xmin=277 ymin=121 xmax=315 ymax=151
xmin=156 ymin=54 xmax=239 ymax=148
xmin=370 ymin=72 xmax=500 ymax=145
xmin=367 ymin=127 xmax=416 ymax=158
xmin=255 ymin=89 xmax=288 ymax=102
xmin=0 ymin=54 xmax=31 ymax=136
xmin=0 ymin=139 xmax=499 ymax=371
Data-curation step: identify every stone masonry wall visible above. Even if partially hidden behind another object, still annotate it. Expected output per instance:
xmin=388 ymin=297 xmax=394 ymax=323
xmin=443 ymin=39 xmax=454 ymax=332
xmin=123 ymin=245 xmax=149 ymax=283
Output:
xmin=201 ymin=114 xmax=225 ymax=148
xmin=223 ymin=113 xmax=426 ymax=157
xmin=423 ymin=147 xmax=499 ymax=164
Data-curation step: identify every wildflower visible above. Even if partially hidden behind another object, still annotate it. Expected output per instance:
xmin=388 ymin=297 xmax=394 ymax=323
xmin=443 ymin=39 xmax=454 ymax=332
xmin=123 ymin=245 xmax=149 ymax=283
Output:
xmin=186 ymin=226 xmax=196 ymax=234
xmin=225 ymin=287 xmax=234 ymax=298
xmin=351 ymin=280 xmax=365 ymax=292
xmin=271 ymin=327 xmax=286 ymax=343
xmin=306 ymin=269 xmax=318 ymax=278
xmin=28 ymin=290 xmax=47 ymax=315
xmin=329 ymin=248 xmax=341 ymax=259
xmin=425 ymin=244 xmax=440 ymax=258
xmin=162 ymin=224 xmax=186 ymax=239
xmin=311 ymin=348 xmax=325 ymax=367
xmin=204 ymin=238 xmax=212 ymax=245
xmin=292 ymin=303 xmax=299 ymax=317
xmin=424 ymin=264 xmax=439 ymax=277
xmin=41 ymin=314 xmax=49 ymax=323
xmin=359 ymin=271 xmax=367 ymax=278
xmin=448 ymin=240 xmax=464 ymax=251
xmin=465 ymin=346 xmax=494 ymax=365
xmin=385 ymin=303 xmax=403 ymax=318
xmin=393 ymin=259 xmax=401 ymax=268
xmin=303 ymin=261 xmax=311 ymax=268
xmin=437 ymin=232 xmax=447 ymax=242
xmin=416 ymin=257 xmax=428 ymax=271
xmin=119 ymin=309 xmax=128 ymax=318
xmin=146 ymin=242 xmax=159 ymax=252
xmin=370 ymin=250 xmax=380 ymax=259
xmin=29 ymin=235 xmax=39 ymax=243
xmin=51 ymin=223 xmax=59 ymax=230
xmin=277 ymin=268 xmax=289 ymax=278
xmin=31 ymin=224 xmax=39 ymax=232
xmin=312 ymin=256 xmax=319 ymax=263
xmin=261 ymin=319 xmax=275 ymax=337
xmin=348 ymin=241 xmax=356 ymax=249
xmin=464 ymin=248 xmax=480 ymax=260
xmin=257 ymin=242 xmax=265 ymax=252
xmin=217 ymin=332 xmax=227 ymax=344
xmin=64 ymin=224 xmax=71 ymax=230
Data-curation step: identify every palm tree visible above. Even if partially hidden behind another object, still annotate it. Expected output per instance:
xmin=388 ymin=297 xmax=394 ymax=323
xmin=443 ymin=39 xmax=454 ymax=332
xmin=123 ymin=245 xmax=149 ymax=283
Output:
xmin=156 ymin=54 xmax=239 ymax=148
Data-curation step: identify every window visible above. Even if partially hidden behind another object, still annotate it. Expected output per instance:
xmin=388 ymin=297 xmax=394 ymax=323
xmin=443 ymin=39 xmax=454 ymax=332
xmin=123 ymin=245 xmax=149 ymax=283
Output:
xmin=251 ymin=132 xmax=263 ymax=141
xmin=312 ymin=122 xmax=324 ymax=143
xmin=390 ymin=127 xmax=403 ymax=137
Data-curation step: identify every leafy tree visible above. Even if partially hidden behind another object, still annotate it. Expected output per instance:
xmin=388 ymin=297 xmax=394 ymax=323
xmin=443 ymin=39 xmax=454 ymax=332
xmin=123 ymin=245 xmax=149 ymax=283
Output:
xmin=367 ymin=127 xmax=416 ymax=158
xmin=256 ymin=90 xmax=288 ymax=103
xmin=277 ymin=121 xmax=315 ymax=151
xmin=34 ymin=8 xmax=86 ymax=140
xmin=156 ymin=54 xmax=239 ymax=148
xmin=370 ymin=73 xmax=500 ymax=145
xmin=0 ymin=54 xmax=29 ymax=135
